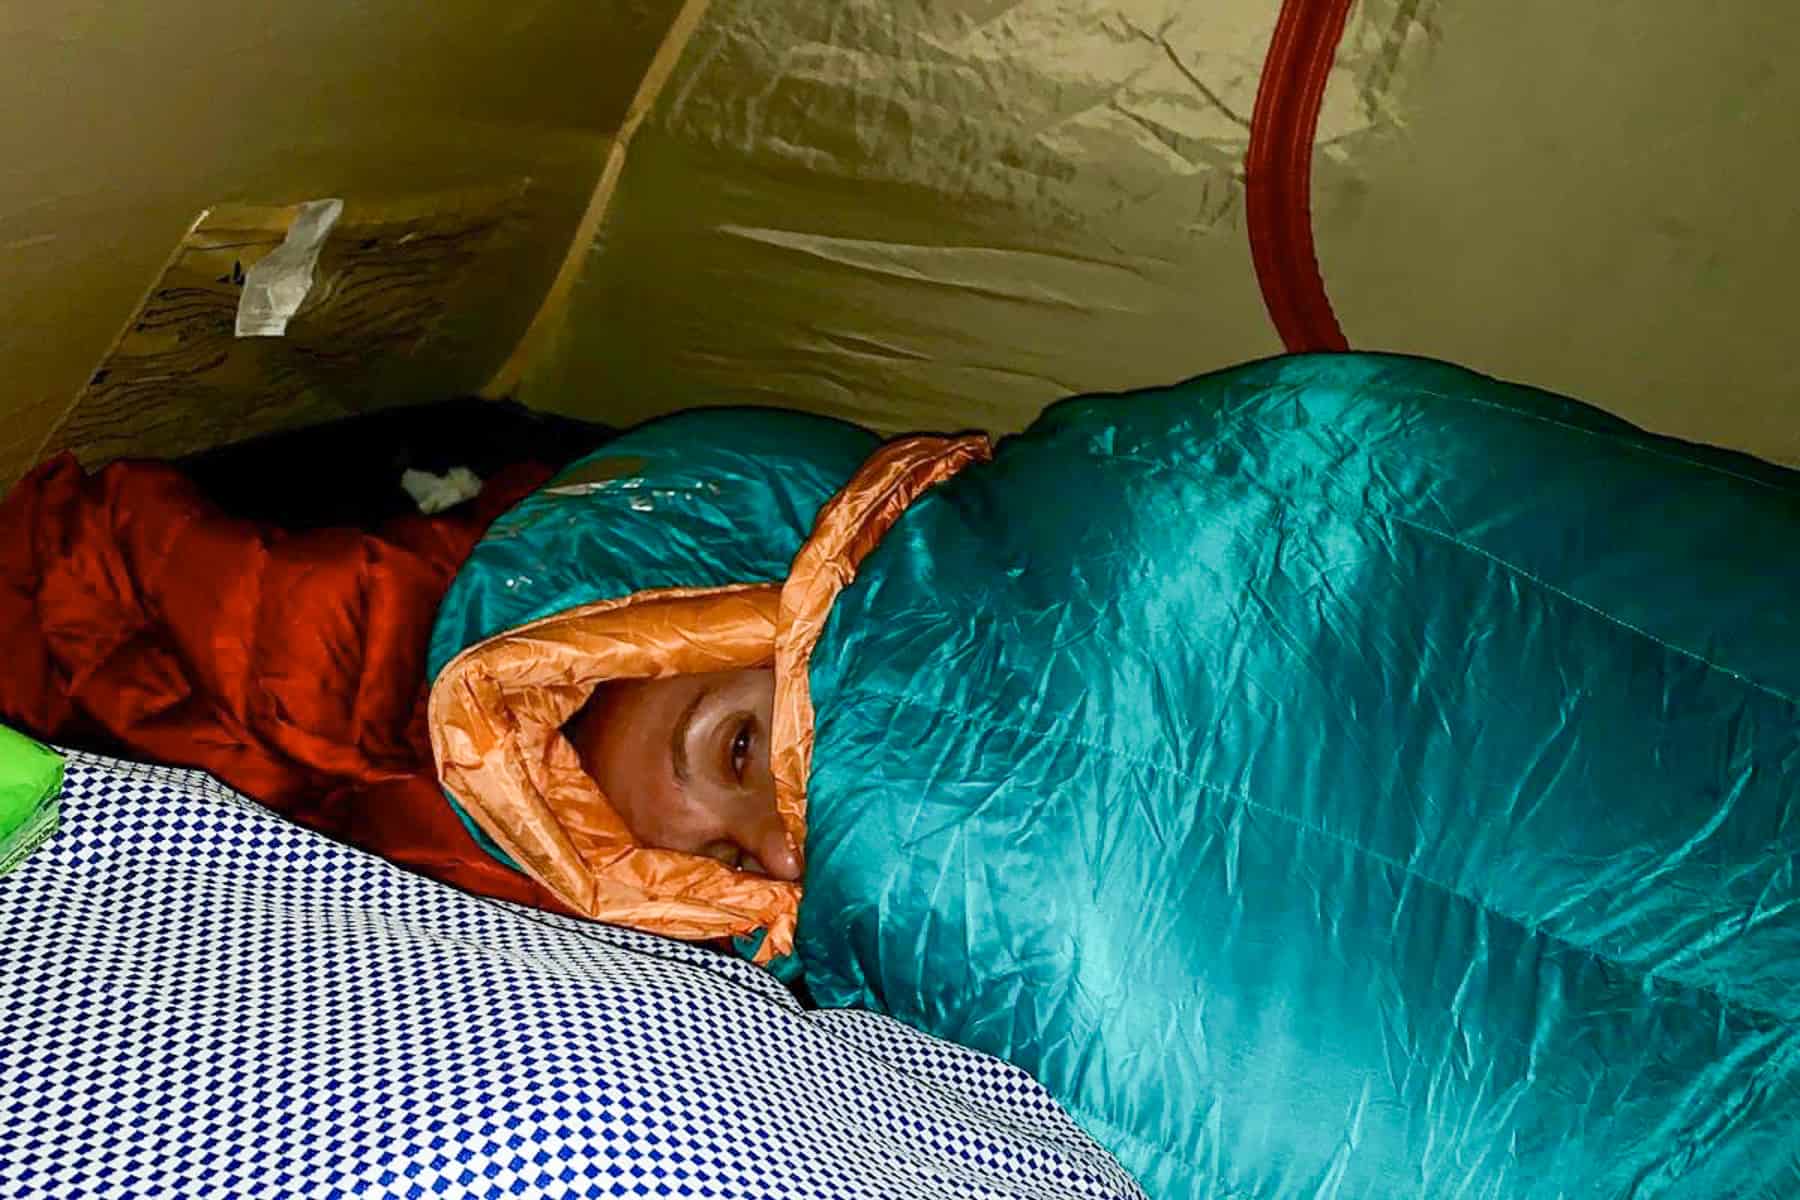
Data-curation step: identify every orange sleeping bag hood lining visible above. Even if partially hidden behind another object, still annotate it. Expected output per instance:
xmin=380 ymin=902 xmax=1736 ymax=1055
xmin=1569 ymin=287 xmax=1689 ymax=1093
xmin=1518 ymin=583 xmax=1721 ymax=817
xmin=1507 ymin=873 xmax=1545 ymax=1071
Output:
xmin=428 ymin=434 xmax=991 ymax=962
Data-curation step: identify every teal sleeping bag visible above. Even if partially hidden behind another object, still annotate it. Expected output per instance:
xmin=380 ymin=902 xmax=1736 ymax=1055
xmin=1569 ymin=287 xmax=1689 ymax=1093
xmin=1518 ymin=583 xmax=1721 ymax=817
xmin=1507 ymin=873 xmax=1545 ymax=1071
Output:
xmin=433 ymin=353 xmax=1800 ymax=1197
xmin=427 ymin=406 xmax=878 ymax=864
xmin=797 ymin=354 xmax=1800 ymax=1197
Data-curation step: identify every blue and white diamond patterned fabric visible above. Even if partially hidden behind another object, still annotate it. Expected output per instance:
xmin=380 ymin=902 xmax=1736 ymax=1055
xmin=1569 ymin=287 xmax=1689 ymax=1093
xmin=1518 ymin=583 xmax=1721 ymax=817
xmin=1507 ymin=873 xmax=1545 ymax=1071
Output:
xmin=0 ymin=753 xmax=1144 ymax=1200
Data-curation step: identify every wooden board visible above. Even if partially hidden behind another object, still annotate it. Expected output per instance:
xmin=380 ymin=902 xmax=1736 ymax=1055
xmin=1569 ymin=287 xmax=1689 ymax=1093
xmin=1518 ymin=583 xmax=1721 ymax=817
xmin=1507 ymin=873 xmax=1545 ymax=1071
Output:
xmin=40 ymin=181 xmax=529 ymax=469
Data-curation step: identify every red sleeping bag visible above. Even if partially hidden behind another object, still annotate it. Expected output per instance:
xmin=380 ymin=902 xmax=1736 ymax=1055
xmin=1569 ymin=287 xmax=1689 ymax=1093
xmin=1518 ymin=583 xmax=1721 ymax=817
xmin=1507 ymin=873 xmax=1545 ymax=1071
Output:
xmin=0 ymin=452 xmax=572 ymax=913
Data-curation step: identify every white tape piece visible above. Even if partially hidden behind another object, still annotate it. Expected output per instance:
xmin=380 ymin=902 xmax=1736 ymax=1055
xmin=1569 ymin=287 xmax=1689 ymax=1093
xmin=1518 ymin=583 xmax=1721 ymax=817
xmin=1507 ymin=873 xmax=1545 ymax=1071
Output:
xmin=400 ymin=467 xmax=485 ymax=515
xmin=234 ymin=198 xmax=344 ymax=338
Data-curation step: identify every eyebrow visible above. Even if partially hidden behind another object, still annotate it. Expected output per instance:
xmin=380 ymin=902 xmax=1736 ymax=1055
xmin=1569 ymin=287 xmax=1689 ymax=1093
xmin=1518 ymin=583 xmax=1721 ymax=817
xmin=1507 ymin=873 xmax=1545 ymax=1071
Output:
xmin=669 ymin=681 xmax=714 ymax=785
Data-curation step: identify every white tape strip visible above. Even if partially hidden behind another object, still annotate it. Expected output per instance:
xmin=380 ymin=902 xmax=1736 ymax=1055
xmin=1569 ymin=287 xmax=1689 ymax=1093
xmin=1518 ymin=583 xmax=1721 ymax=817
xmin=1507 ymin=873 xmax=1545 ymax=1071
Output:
xmin=235 ymin=198 xmax=344 ymax=338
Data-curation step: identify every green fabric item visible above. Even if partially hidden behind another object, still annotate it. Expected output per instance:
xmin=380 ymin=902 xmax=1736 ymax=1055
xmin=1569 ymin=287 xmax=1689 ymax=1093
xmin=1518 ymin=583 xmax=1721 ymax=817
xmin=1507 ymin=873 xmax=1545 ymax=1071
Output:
xmin=798 ymin=354 xmax=1800 ymax=1197
xmin=0 ymin=724 xmax=63 ymax=874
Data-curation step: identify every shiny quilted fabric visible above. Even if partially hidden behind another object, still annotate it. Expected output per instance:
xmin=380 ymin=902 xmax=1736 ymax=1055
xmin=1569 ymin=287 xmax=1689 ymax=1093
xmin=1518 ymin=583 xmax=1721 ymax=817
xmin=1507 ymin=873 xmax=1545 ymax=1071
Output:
xmin=798 ymin=353 xmax=1800 ymax=1198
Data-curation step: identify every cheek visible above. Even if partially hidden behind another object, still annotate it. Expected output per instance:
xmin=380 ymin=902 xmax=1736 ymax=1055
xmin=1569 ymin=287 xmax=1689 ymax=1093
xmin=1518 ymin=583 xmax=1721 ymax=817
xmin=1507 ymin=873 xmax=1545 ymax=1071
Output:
xmin=746 ymin=767 xmax=776 ymax=809
xmin=718 ymin=781 xmax=780 ymax=849
xmin=600 ymin=772 xmax=671 ymax=840
xmin=619 ymin=782 xmax=725 ymax=855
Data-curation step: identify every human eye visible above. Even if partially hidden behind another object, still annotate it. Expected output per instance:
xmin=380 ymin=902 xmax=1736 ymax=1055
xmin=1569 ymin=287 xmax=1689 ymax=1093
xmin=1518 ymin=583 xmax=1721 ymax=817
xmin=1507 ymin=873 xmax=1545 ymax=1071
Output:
xmin=728 ymin=718 xmax=753 ymax=782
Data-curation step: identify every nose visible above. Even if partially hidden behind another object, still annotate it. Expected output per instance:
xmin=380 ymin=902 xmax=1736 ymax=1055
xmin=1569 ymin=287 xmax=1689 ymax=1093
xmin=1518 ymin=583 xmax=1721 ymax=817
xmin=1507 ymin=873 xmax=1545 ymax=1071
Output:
xmin=740 ymin=810 xmax=803 ymax=882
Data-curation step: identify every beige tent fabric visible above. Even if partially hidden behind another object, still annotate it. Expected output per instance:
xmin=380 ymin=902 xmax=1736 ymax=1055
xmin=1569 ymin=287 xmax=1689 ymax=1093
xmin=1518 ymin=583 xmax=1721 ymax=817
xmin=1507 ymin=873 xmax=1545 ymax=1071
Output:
xmin=0 ymin=0 xmax=696 ymax=487
xmin=2 ymin=1 xmax=1796 ymax=483
xmin=1315 ymin=1 xmax=1800 ymax=467
xmin=513 ymin=0 xmax=1796 ymax=466
xmin=513 ymin=0 xmax=1307 ymax=435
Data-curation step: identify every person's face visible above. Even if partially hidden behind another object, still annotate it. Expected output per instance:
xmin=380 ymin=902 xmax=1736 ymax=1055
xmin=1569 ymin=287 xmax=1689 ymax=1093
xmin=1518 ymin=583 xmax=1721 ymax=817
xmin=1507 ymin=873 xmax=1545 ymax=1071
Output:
xmin=566 ymin=668 xmax=800 ymax=881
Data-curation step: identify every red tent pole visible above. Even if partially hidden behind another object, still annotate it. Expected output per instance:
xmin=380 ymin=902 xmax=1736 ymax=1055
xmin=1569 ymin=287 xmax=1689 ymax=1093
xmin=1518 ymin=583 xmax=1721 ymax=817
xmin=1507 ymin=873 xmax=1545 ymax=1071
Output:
xmin=1247 ymin=0 xmax=1355 ymax=353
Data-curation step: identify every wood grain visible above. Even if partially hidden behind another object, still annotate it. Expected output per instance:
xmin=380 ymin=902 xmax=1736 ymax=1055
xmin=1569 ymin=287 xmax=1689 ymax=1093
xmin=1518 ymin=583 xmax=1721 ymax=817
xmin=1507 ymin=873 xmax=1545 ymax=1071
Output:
xmin=41 ymin=182 xmax=529 ymax=469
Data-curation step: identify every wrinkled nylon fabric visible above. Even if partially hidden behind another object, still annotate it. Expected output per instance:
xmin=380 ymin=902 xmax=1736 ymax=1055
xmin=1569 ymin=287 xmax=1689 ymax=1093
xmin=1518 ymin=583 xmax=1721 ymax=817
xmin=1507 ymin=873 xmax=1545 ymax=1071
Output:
xmin=430 ymin=583 xmax=799 ymax=950
xmin=426 ymin=408 xmax=880 ymax=952
xmin=796 ymin=354 xmax=1800 ymax=1197
xmin=426 ymin=409 xmax=879 ymax=686
xmin=0 ymin=453 xmax=572 ymax=911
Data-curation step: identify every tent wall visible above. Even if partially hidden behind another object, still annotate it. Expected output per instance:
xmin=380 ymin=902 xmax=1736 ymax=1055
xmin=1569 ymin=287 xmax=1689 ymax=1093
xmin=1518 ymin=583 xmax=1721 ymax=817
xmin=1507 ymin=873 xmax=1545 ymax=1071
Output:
xmin=3 ymin=1 xmax=1795 ymax=485
xmin=518 ymin=0 xmax=1798 ymax=465
xmin=1317 ymin=0 xmax=1800 ymax=467
xmin=0 ymin=0 xmax=692 ymax=487
xmin=515 ymin=0 xmax=1314 ymax=435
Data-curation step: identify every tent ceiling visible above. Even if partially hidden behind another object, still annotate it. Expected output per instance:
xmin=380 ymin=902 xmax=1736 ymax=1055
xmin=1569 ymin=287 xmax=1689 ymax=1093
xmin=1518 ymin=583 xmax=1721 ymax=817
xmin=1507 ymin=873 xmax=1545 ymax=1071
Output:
xmin=1317 ymin=0 xmax=1800 ymax=468
xmin=522 ymin=0 xmax=1798 ymax=466
xmin=0 ymin=0 xmax=689 ymax=486
xmin=2 ymin=0 xmax=1795 ymax=487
